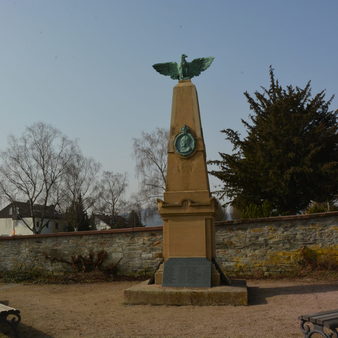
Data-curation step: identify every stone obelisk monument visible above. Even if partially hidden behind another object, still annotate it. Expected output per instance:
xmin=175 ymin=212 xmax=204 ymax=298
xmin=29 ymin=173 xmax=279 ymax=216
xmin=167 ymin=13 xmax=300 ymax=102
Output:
xmin=124 ymin=55 xmax=247 ymax=305
xmin=155 ymin=78 xmax=221 ymax=287
xmin=151 ymin=54 xmax=221 ymax=287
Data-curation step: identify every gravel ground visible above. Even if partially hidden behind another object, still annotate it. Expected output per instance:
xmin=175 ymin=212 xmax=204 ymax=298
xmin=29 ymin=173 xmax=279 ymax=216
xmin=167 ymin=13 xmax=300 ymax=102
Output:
xmin=1 ymin=279 xmax=338 ymax=337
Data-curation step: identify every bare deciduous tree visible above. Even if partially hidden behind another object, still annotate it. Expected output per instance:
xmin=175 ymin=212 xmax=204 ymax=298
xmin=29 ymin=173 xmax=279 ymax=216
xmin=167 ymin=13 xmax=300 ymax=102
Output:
xmin=61 ymin=150 xmax=101 ymax=231
xmin=133 ymin=128 xmax=168 ymax=208
xmin=62 ymin=150 xmax=101 ymax=212
xmin=0 ymin=122 xmax=77 ymax=233
xmin=96 ymin=171 xmax=128 ymax=226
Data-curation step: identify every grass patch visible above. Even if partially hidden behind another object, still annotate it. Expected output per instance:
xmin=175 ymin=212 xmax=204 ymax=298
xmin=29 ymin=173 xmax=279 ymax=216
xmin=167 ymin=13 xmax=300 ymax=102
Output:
xmin=0 ymin=269 xmax=148 ymax=284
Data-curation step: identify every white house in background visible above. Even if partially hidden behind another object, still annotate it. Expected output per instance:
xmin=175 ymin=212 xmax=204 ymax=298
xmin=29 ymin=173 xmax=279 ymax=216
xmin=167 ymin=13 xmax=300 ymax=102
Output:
xmin=92 ymin=213 xmax=128 ymax=230
xmin=0 ymin=201 xmax=66 ymax=236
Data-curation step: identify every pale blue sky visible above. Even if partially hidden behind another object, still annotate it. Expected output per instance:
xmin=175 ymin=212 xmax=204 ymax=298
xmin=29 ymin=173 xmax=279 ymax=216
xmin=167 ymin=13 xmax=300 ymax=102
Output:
xmin=0 ymin=0 xmax=337 ymax=197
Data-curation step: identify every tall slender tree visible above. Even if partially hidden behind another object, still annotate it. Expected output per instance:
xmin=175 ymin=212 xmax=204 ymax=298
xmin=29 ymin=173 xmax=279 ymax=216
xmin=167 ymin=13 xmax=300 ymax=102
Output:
xmin=209 ymin=67 xmax=338 ymax=215
xmin=61 ymin=150 xmax=101 ymax=214
xmin=133 ymin=128 xmax=168 ymax=209
xmin=65 ymin=194 xmax=90 ymax=231
xmin=127 ymin=209 xmax=143 ymax=227
xmin=96 ymin=171 xmax=128 ymax=226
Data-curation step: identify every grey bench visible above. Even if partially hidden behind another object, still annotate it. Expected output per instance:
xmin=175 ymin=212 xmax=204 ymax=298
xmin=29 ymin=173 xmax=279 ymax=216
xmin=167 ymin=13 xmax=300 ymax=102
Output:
xmin=299 ymin=309 xmax=338 ymax=337
xmin=0 ymin=303 xmax=21 ymax=337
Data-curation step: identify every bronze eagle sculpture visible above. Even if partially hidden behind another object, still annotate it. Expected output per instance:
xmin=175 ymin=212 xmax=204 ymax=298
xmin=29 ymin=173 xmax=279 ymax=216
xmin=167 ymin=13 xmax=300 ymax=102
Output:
xmin=152 ymin=54 xmax=215 ymax=80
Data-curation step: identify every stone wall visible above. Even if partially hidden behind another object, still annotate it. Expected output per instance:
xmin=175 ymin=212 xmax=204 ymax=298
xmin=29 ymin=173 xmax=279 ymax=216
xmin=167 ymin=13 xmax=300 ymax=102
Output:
xmin=0 ymin=227 xmax=163 ymax=278
xmin=215 ymin=212 xmax=338 ymax=277
xmin=0 ymin=212 xmax=337 ymax=278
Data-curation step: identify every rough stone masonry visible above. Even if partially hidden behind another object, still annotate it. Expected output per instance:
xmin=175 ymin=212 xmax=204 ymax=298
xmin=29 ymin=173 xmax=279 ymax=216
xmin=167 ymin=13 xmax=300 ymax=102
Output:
xmin=0 ymin=212 xmax=337 ymax=278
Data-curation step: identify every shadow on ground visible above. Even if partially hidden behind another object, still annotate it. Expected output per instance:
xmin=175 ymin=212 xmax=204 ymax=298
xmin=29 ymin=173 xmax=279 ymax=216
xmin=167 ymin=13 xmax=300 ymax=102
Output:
xmin=1 ymin=322 xmax=53 ymax=338
xmin=0 ymin=324 xmax=53 ymax=338
xmin=17 ymin=324 xmax=53 ymax=338
xmin=0 ymin=300 xmax=53 ymax=338
xmin=249 ymin=282 xmax=338 ymax=305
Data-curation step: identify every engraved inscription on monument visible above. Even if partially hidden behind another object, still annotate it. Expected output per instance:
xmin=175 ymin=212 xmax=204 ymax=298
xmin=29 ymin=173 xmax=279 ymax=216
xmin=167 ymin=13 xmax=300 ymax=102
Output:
xmin=163 ymin=258 xmax=212 ymax=287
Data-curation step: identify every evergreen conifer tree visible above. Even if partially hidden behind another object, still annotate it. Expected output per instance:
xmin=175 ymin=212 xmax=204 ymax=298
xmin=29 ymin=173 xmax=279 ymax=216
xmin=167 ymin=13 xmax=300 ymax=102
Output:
xmin=65 ymin=194 xmax=90 ymax=231
xmin=127 ymin=210 xmax=143 ymax=227
xmin=209 ymin=67 xmax=338 ymax=216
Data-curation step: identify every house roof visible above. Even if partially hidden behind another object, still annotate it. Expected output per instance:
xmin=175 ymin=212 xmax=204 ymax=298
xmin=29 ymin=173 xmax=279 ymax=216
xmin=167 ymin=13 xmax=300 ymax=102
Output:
xmin=0 ymin=201 xmax=60 ymax=219
xmin=92 ymin=213 xmax=128 ymax=228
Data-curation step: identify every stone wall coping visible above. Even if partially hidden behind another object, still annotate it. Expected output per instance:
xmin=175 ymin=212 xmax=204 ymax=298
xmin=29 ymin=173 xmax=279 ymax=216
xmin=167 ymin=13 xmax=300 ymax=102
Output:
xmin=0 ymin=226 xmax=163 ymax=241
xmin=215 ymin=211 xmax=338 ymax=226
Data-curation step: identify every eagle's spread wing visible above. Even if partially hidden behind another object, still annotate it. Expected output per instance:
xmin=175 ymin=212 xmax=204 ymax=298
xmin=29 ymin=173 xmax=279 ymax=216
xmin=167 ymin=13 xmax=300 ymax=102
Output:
xmin=152 ymin=62 xmax=179 ymax=80
xmin=188 ymin=57 xmax=215 ymax=78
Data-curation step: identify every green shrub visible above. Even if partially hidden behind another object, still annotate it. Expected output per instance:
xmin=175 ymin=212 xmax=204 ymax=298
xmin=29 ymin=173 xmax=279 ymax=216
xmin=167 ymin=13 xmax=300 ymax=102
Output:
xmin=305 ymin=201 xmax=338 ymax=214
xmin=238 ymin=201 xmax=273 ymax=219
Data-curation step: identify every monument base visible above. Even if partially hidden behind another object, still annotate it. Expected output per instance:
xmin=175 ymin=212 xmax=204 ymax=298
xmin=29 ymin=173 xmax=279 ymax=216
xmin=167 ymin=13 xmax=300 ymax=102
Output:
xmin=154 ymin=258 xmax=229 ymax=287
xmin=124 ymin=279 xmax=248 ymax=306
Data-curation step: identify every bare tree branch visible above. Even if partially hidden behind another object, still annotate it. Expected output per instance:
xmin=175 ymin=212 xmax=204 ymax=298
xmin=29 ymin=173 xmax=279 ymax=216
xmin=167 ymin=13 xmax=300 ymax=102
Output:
xmin=95 ymin=171 xmax=128 ymax=227
xmin=133 ymin=128 xmax=168 ymax=208
xmin=61 ymin=149 xmax=101 ymax=213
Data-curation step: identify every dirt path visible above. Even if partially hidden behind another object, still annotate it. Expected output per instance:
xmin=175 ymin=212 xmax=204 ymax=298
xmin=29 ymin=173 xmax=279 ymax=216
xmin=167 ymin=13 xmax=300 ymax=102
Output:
xmin=1 ymin=279 xmax=338 ymax=337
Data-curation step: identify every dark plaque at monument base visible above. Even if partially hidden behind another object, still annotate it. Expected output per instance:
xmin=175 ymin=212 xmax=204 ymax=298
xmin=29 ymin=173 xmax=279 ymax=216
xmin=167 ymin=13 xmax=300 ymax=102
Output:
xmin=163 ymin=257 xmax=212 ymax=287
